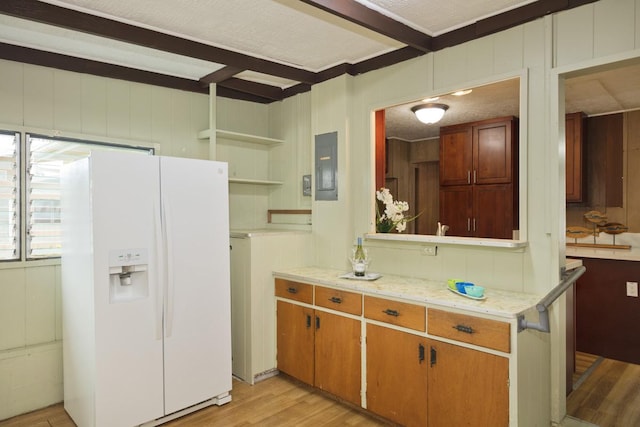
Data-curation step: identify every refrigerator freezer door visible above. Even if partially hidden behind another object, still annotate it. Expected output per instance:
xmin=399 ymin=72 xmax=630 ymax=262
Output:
xmin=159 ymin=157 xmax=232 ymax=414
xmin=90 ymin=152 xmax=165 ymax=426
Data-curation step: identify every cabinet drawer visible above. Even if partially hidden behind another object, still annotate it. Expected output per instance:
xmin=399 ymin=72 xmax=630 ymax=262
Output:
xmin=315 ymin=286 xmax=362 ymax=315
xmin=428 ymin=309 xmax=510 ymax=353
xmin=275 ymin=279 xmax=313 ymax=304
xmin=364 ymin=295 xmax=426 ymax=332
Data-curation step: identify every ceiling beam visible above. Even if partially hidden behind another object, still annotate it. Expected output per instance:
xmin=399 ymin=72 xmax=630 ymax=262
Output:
xmin=200 ymin=66 xmax=245 ymax=86
xmin=0 ymin=42 xmax=208 ymax=94
xmin=218 ymin=78 xmax=285 ymax=101
xmin=300 ymin=0 xmax=432 ymax=52
xmin=0 ymin=0 xmax=318 ymax=84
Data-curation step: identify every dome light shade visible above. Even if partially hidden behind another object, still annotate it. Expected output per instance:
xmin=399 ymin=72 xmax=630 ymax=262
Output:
xmin=411 ymin=103 xmax=449 ymax=124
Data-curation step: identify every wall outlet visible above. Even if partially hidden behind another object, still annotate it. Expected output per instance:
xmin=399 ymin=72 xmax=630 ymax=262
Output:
xmin=626 ymin=281 xmax=638 ymax=297
xmin=422 ymin=246 xmax=437 ymax=256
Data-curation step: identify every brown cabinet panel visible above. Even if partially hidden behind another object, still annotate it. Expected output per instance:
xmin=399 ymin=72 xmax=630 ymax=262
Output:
xmin=364 ymin=295 xmax=426 ymax=332
xmin=276 ymin=300 xmax=314 ymax=385
xmin=275 ymin=278 xmax=313 ymax=304
xmin=315 ymin=286 xmax=362 ymax=315
xmin=473 ymin=119 xmax=514 ymax=185
xmin=428 ymin=309 xmax=510 ymax=353
xmin=439 ymin=186 xmax=473 ymax=237
xmin=366 ymin=323 xmax=428 ymax=427
xmin=473 ymin=184 xmax=515 ymax=239
xmin=565 ymin=112 xmax=586 ymax=202
xmin=315 ymin=311 xmax=361 ymax=405
xmin=440 ymin=125 xmax=473 ymax=186
xmin=428 ymin=340 xmax=509 ymax=427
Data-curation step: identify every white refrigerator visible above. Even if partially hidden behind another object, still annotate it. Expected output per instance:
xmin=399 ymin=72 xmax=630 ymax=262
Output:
xmin=61 ymin=151 xmax=232 ymax=427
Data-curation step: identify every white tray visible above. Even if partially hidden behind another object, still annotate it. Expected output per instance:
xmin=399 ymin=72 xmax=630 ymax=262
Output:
xmin=339 ymin=272 xmax=382 ymax=281
xmin=447 ymin=287 xmax=487 ymax=300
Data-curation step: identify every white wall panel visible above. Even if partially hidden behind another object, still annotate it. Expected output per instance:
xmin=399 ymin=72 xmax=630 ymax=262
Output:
xmin=150 ymin=87 xmax=172 ymax=153
xmin=555 ymin=4 xmax=595 ymax=67
xmin=466 ymin=36 xmax=495 ymax=81
xmin=594 ymin=0 xmax=636 ymax=56
xmin=129 ymin=84 xmax=153 ymax=142
xmin=53 ymin=71 xmax=82 ymax=133
xmin=54 ymin=265 xmax=62 ymax=342
xmin=493 ymin=26 xmax=525 ymax=74
xmin=23 ymin=66 xmax=54 ymax=130
xmin=637 ymin=0 xmax=640 ymax=48
xmin=80 ymin=75 xmax=107 ymax=136
xmin=25 ymin=266 xmax=56 ymax=346
xmin=0 ymin=269 xmax=26 ymax=351
xmin=0 ymin=60 xmax=23 ymax=126
xmin=433 ymin=44 xmax=468 ymax=90
xmin=106 ymin=79 xmax=131 ymax=139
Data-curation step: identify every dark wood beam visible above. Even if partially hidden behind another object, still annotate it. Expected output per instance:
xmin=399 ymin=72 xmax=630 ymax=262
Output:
xmin=0 ymin=42 xmax=208 ymax=94
xmin=216 ymin=86 xmax=273 ymax=104
xmin=218 ymin=78 xmax=284 ymax=101
xmin=301 ymin=0 xmax=432 ymax=52
xmin=0 ymin=0 xmax=318 ymax=84
xmin=200 ymin=66 xmax=244 ymax=86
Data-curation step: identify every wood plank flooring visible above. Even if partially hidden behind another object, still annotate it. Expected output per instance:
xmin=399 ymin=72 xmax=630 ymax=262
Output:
xmin=568 ymin=356 xmax=640 ymax=427
xmin=0 ymin=376 xmax=392 ymax=427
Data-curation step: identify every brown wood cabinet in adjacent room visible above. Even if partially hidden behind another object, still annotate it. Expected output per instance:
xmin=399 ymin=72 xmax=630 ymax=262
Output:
xmin=565 ymin=112 xmax=586 ymax=202
xmin=439 ymin=116 xmax=518 ymax=238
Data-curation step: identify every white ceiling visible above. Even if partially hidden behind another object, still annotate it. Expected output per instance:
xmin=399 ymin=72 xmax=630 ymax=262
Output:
xmin=1 ymin=0 xmax=636 ymax=139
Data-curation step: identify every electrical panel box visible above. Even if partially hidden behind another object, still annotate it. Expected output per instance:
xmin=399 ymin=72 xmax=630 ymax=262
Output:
xmin=315 ymin=131 xmax=338 ymax=201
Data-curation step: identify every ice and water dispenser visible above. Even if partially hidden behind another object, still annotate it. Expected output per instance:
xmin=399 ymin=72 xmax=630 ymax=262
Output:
xmin=108 ymin=248 xmax=149 ymax=303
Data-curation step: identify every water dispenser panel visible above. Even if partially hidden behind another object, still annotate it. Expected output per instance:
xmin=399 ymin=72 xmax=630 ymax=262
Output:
xmin=108 ymin=248 xmax=149 ymax=303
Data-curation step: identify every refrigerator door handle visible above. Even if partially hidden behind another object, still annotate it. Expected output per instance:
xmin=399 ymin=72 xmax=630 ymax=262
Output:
xmin=162 ymin=194 xmax=175 ymax=338
xmin=154 ymin=192 xmax=164 ymax=341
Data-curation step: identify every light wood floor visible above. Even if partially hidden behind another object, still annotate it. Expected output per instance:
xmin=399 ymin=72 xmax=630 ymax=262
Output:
xmin=568 ymin=353 xmax=640 ymax=427
xmin=0 ymin=375 xmax=392 ymax=427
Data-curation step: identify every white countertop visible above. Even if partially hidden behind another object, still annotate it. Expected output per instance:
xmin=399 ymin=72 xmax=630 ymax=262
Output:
xmin=273 ymin=267 xmax=542 ymax=319
xmin=230 ymin=229 xmax=311 ymax=238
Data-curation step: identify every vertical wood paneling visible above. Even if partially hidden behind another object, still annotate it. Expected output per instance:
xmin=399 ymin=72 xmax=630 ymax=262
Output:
xmin=129 ymin=84 xmax=153 ymax=142
xmin=433 ymin=44 xmax=468 ymax=90
xmin=637 ymin=0 xmax=640 ymax=48
xmin=23 ymin=66 xmax=54 ymax=129
xmin=466 ymin=36 xmax=495 ymax=81
xmin=594 ymin=0 xmax=636 ymax=57
xmin=54 ymin=265 xmax=62 ymax=342
xmin=81 ymin=75 xmax=107 ymax=136
xmin=493 ymin=26 xmax=525 ymax=74
xmin=151 ymin=87 xmax=172 ymax=154
xmin=0 ymin=269 xmax=26 ymax=351
xmin=53 ymin=70 xmax=82 ymax=133
xmin=106 ymin=79 xmax=131 ymax=139
xmin=555 ymin=5 xmax=595 ymax=67
xmin=0 ymin=60 xmax=24 ymax=126
xmin=25 ymin=266 xmax=56 ymax=346
xmin=191 ymin=93 xmax=210 ymax=160
xmin=169 ymin=91 xmax=193 ymax=157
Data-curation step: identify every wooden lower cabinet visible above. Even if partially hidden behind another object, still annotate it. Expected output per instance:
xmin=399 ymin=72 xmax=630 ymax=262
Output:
xmin=366 ymin=323 xmax=428 ymax=427
xmin=276 ymin=300 xmax=314 ymax=385
xmin=276 ymin=300 xmax=361 ymax=406
xmin=428 ymin=340 xmax=509 ymax=427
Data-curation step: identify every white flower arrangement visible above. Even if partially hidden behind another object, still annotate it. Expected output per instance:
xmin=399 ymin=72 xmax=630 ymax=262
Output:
xmin=375 ymin=187 xmax=417 ymax=233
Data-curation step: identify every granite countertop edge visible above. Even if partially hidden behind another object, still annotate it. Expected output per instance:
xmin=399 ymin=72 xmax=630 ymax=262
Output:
xmin=273 ymin=267 xmax=542 ymax=320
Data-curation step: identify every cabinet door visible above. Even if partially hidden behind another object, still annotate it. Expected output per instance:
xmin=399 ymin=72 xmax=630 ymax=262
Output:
xmin=276 ymin=300 xmax=314 ymax=385
xmin=565 ymin=112 xmax=585 ymax=202
xmin=315 ymin=311 xmax=362 ymax=406
xmin=366 ymin=324 xmax=428 ymax=427
xmin=440 ymin=126 xmax=473 ymax=186
xmin=439 ymin=186 xmax=473 ymax=237
xmin=428 ymin=340 xmax=509 ymax=427
xmin=473 ymin=119 xmax=514 ymax=185
xmin=473 ymin=184 xmax=514 ymax=239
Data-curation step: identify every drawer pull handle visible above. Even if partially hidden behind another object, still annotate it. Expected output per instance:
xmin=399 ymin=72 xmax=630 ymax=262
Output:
xmin=453 ymin=324 xmax=474 ymax=334
xmin=430 ymin=346 xmax=437 ymax=367
xmin=287 ymin=287 xmax=298 ymax=294
xmin=329 ymin=296 xmax=343 ymax=304
xmin=418 ymin=343 xmax=425 ymax=364
xmin=382 ymin=309 xmax=399 ymax=317
xmin=306 ymin=314 xmax=311 ymax=328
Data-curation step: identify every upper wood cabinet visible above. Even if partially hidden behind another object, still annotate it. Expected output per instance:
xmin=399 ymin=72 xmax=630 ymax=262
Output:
xmin=439 ymin=117 xmax=518 ymax=239
xmin=440 ymin=117 xmax=516 ymax=186
xmin=565 ymin=112 xmax=586 ymax=203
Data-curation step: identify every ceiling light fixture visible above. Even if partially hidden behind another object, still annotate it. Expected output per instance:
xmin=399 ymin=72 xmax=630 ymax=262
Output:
xmin=411 ymin=103 xmax=449 ymax=124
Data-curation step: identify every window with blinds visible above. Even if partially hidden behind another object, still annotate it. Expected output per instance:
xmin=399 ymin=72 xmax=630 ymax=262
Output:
xmin=26 ymin=134 xmax=152 ymax=259
xmin=0 ymin=132 xmax=19 ymax=261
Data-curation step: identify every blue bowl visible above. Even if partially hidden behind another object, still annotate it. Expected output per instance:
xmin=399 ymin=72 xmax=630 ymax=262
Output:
xmin=464 ymin=285 xmax=485 ymax=298
xmin=455 ymin=281 xmax=473 ymax=294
